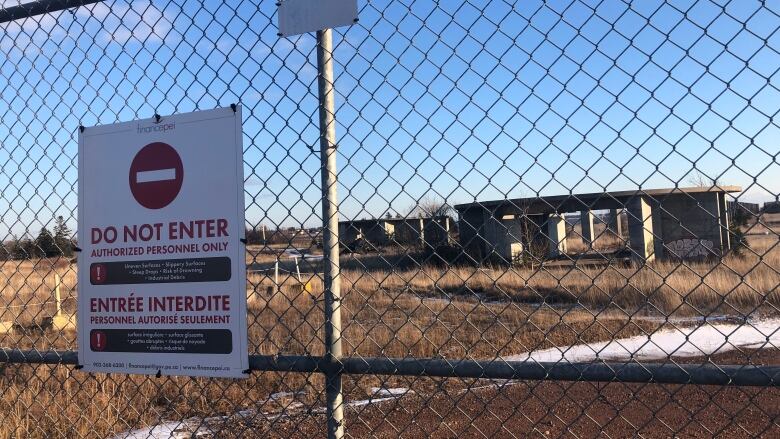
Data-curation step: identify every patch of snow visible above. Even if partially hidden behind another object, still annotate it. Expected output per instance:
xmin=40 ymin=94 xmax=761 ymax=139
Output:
xmin=282 ymin=401 xmax=304 ymax=410
xmin=370 ymin=387 xmax=413 ymax=397
xmin=629 ymin=314 xmax=748 ymax=325
xmin=110 ymin=419 xmax=203 ymax=439
xmin=347 ymin=387 xmax=412 ymax=408
xmin=111 ymin=386 xmax=407 ymax=438
xmin=467 ymin=382 xmax=514 ymax=392
xmin=346 ymin=396 xmax=399 ymax=408
xmin=302 ymin=254 xmax=324 ymax=261
xmin=504 ymin=318 xmax=780 ymax=363
xmin=282 ymin=248 xmax=324 ymax=261
xmin=269 ymin=390 xmax=306 ymax=400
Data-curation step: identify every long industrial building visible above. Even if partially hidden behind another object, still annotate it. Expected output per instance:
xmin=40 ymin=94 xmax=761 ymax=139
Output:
xmin=455 ymin=186 xmax=741 ymax=263
xmin=338 ymin=216 xmax=452 ymax=248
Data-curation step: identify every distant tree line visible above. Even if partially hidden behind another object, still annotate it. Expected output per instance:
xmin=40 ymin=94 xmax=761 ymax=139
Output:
xmin=245 ymin=226 xmax=321 ymax=247
xmin=2 ymin=216 xmax=74 ymax=260
xmin=245 ymin=227 xmax=266 ymax=245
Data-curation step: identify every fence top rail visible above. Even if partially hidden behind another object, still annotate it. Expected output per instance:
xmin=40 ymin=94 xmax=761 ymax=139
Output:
xmin=0 ymin=0 xmax=105 ymax=24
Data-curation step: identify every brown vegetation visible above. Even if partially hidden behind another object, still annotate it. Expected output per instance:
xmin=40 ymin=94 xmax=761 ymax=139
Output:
xmin=0 ymin=235 xmax=777 ymax=437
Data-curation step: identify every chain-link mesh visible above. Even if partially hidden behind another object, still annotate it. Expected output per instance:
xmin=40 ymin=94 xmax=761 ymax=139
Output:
xmin=1 ymin=0 xmax=779 ymax=437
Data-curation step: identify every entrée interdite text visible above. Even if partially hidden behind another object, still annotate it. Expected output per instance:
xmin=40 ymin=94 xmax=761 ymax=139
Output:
xmin=90 ymin=294 xmax=232 ymax=313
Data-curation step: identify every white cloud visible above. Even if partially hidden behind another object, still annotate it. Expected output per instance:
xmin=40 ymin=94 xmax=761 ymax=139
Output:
xmin=0 ymin=7 xmax=66 ymax=55
xmin=1 ymin=2 xmax=174 ymax=54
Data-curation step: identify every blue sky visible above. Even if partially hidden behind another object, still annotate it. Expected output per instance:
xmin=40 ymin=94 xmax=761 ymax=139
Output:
xmin=0 ymin=0 xmax=778 ymax=236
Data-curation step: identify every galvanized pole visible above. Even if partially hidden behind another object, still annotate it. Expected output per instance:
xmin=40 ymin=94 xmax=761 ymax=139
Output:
xmin=317 ymin=28 xmax=345 ymax=439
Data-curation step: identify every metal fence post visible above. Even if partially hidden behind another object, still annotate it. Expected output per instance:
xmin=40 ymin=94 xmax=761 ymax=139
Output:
xmin=317 ymin=28 xmax=345 ymax=439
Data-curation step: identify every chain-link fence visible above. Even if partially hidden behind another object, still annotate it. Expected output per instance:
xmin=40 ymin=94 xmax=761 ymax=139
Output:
xmin=1 ymin=0 xmax=779 ymax=437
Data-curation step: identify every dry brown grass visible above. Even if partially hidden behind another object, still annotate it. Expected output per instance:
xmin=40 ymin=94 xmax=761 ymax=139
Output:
xmin=0 ymin=239 xmax=777 ymax=437
xmin=0 ymin=354 xmax=325 ymax=439
xmin=335 ymin=239 xmax=780 ymax=317
xmin=0 ymin=260 xmax=76 ymax=328
xmin=0 ymin=262 xmax=656 ymax=437
xmin=246 ymin=271 xmax=650 ymax=359
xmin=1 ymin=265 xmax=653 ymax=438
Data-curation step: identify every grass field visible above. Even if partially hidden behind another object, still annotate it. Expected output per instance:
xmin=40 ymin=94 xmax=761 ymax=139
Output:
xmin=0 ymin=231 xmax=777 ymax=437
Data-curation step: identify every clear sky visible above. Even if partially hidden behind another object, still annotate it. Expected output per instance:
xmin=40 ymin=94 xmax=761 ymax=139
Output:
xmin=0 ymin=0 xmax=778 ymax=237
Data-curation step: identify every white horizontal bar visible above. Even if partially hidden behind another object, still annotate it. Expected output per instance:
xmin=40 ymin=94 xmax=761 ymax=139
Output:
xmin=136 ymin=168 xmax=176 ymax=183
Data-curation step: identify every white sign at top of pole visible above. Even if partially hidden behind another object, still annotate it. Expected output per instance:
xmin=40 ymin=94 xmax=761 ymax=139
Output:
xmin=277 ymin=0 xmax=358 ymax=37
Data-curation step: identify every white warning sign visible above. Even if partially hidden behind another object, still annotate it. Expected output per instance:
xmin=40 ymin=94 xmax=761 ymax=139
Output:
xmin=77 ymin=106 xmax=248 ymax=378
xmin=278 ymin=0 xmax=358 ymax=37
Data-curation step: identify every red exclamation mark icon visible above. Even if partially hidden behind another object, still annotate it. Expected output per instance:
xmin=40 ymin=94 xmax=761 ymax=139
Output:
xmin=91 ymin=330 xmax=107 ymax=351
xmin=91 ymin=263 xmax=107 ymax=284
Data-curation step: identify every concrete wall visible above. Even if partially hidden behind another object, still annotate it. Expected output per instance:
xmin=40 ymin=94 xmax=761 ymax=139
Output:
xmin=607 ymin=209 xmax=623 ymax=237
xmin=483 ymin=210 xmax=505 ymax=259
xmin=547 ymin=214 xmax=568 ymax=257
xmin=718 ymin=192 xmax=731 ymax=251
xmin=423 ymin=217 xmax=452 ymax=247
xmin=495 ymin=215 xmax=525 ymax=261
xmin=338 ymin=221 xmax=392 ymax=246
xmin=763 ymin=201 xmax=780 ymax=213
xmin=458 ymin=191 xmax=734 ymax=264
xmin=341 ymin=217 xmax=454 ymax=248
xmin=458 ymin=208 xmax=549 ymax=262
xmin=394 ymin=218 xmax=424 ymax=245
xmin=458 ymin=207 xmax=487 ymax=259
xmin=627 ymin=196 xmax=655 ymax=262
xmin=339 ymin=222 xmax=361 ymax=244
xmin=580 ymin=211 xmax=595 ymax=244
xmin=651 ymin=192 xmax=725 ymax=259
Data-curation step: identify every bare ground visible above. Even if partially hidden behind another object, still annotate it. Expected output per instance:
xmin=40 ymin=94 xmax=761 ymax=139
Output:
xmin=223 ymin=349 xmax=780 ymax=438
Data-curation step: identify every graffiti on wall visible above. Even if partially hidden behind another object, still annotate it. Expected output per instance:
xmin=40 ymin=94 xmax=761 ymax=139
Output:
xmin=666 ymin=238 xmax=715 ymax=259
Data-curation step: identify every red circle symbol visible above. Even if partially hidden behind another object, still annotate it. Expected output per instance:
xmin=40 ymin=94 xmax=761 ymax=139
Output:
xmin=129 ymin=142 xmax=183 ymax=209
xmin=91 ymin=330 xmax=107 ymax=351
